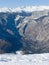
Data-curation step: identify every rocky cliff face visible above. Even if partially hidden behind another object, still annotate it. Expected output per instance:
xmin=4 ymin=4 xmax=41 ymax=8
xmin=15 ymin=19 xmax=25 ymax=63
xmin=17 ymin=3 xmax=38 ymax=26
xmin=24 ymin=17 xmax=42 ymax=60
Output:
xmin=0 ymin=7 xmax=49 ymax=54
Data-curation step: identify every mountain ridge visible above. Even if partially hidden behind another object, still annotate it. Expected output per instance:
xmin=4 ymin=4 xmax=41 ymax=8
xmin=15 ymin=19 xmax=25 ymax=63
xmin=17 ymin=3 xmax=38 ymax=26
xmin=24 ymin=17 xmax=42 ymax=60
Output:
xmin=0 ymin=7 xmax=49 ymax=54
xmin=0 ymin=6 xmax=49 ymax=12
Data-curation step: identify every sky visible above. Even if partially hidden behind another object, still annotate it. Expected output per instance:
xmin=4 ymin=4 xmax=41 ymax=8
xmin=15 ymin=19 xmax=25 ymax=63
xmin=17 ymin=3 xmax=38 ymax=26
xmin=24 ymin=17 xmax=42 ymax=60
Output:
xmin=0 ymin=0 xmax=49 ymax=8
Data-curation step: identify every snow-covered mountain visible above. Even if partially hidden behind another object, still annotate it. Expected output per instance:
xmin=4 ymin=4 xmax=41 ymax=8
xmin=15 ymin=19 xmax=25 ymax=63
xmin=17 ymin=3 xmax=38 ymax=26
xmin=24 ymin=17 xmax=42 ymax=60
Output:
xmin=0 ymin=6 xmax=49 ymax=12
xmin=0 ymin=6 xmax=49 ymax=54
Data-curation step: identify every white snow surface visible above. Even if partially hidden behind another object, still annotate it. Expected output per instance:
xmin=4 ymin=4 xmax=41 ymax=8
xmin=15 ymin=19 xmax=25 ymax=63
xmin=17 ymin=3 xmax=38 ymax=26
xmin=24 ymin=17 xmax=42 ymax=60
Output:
xmin=0 ymin=6 xmax=49 ymax=12
xmin=0 ymin=53 xmax=49 ymax=65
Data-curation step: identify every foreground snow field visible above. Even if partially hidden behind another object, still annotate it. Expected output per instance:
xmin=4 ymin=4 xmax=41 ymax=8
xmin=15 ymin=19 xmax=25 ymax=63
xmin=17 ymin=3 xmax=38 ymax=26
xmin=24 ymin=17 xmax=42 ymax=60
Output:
xmin=0 ymin=53 xmax=49 ymax=65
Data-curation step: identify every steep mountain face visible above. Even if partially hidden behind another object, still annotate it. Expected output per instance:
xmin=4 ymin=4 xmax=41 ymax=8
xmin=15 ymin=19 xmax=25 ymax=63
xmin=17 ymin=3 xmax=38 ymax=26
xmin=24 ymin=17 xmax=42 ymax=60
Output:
xmin=0 ymin=6 xmax=49 ymax=54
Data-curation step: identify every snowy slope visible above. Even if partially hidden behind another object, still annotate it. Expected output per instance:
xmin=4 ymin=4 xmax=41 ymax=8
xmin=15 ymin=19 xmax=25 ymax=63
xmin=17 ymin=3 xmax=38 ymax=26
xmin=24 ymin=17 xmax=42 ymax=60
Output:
xmin=0 ymin=53 xmax=49 ymax=65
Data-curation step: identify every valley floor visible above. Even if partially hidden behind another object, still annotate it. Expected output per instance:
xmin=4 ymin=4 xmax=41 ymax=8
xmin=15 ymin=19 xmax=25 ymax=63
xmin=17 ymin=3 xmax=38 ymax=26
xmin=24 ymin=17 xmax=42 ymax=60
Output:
xmin=0 ymin=53 xmax=49 ymax=65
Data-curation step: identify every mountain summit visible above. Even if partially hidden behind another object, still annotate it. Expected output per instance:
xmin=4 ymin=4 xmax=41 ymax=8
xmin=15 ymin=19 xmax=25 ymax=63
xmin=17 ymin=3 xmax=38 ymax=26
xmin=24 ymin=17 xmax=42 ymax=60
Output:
xmin=0 ymin=6 xmax=49 ymax=54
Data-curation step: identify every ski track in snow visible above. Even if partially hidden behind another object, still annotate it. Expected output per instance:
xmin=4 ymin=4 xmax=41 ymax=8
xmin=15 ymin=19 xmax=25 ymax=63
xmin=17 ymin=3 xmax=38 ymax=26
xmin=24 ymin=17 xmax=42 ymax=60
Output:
xmin=0 ymin=53 xmax=49 ymax=65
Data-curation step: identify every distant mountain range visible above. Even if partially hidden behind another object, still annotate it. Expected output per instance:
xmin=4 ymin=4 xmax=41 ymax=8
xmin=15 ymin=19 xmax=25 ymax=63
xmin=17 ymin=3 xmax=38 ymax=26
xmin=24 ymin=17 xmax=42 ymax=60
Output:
xmin=0 ymin=6 xmax=49 ymax=54
xmin=0 ymin=6 xmax=49 ymax=12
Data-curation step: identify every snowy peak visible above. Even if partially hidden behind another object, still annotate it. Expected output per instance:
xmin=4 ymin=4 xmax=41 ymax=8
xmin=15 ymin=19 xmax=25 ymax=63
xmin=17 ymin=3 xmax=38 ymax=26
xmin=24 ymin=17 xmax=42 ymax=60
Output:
xmin=0 ymin=6 xmax=49 ymax=12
